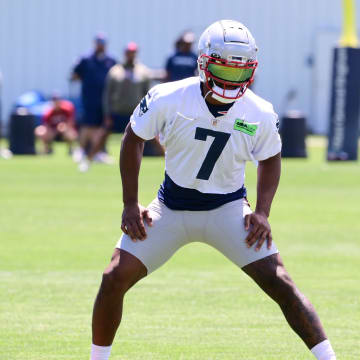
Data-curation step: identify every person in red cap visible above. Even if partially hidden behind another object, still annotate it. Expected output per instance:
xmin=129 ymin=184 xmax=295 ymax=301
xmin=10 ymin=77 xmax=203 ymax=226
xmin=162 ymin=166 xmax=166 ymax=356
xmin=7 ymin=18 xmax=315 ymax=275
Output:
xmin=103 ymin=42 xmax=151 ymax=133
xmin=81 ymin=42 xmax=162 ymax=171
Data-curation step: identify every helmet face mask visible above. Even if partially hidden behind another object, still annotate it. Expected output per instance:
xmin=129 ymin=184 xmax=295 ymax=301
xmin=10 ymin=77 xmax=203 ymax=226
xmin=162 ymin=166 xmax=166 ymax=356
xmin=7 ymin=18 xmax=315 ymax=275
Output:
xmin=198 ymin=54 xmax=257 ymax=100
xmin=198 ymin=20 xmax=258 ymax=101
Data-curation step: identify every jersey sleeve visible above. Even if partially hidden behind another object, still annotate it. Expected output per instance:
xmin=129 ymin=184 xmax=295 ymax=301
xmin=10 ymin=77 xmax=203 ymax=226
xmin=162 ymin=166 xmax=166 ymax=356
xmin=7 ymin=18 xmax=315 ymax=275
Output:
xmin=252 ymin=111 xmax=281 ymax=161
xmin=130 ymin=87 xmax=166 ymax=140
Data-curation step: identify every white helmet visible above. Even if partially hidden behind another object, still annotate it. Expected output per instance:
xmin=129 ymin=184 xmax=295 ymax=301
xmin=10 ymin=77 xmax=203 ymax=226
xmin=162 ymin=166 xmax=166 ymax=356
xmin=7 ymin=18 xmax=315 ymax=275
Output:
xmin=198 ymin=20 xmax=258 ymax=102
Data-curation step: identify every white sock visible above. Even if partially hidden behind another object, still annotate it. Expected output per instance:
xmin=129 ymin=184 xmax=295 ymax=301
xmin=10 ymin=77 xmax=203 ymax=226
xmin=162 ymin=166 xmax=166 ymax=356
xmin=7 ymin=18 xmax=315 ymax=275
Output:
xmin=311 ymin=339 xmax=336 ymax=360
xmin=90 ymin=344 xmax=112 ymax=360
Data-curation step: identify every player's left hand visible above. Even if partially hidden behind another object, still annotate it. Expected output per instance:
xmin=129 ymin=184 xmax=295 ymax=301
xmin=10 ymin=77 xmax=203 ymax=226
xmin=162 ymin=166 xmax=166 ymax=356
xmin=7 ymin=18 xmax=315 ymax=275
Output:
xmin=244 ymin=212 xmax=272 ymax=251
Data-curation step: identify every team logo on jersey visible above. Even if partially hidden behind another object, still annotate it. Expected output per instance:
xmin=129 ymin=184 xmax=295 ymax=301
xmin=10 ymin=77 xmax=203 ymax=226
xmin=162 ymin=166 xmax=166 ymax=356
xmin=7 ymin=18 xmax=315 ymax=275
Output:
xmin=138 ymin=95 xmax=149 ymax=116
xmin=234 ymin=119 xmax=258 ymax=136
xmin=275 ymin=116 xmax=280 ymax=131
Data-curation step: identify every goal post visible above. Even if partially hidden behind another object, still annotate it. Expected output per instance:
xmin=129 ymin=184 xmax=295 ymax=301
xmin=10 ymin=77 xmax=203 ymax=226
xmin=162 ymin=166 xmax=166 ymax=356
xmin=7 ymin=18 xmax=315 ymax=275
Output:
xmin=339 ymin=0 xmax=358 ymax=47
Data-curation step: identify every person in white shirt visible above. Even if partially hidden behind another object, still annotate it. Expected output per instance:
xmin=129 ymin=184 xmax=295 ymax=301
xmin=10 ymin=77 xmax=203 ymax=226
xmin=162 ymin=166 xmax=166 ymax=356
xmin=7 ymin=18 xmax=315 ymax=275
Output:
xmin=90 ymin=20 xmax=336 ymax=360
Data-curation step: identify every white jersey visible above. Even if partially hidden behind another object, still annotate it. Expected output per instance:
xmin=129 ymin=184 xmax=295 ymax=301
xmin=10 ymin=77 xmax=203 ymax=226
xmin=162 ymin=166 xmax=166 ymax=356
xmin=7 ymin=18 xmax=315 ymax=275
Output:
xmin=131 ymin=77 xmax=281 ymax=209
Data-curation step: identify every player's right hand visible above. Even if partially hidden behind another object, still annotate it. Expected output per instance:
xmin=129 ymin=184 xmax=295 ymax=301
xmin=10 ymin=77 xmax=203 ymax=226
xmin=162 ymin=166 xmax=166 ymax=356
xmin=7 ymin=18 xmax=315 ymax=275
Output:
xmin=121 ymin=203 xmax=153 ymax=241
xmin=244 ymin=212 xmax=272 ymax=251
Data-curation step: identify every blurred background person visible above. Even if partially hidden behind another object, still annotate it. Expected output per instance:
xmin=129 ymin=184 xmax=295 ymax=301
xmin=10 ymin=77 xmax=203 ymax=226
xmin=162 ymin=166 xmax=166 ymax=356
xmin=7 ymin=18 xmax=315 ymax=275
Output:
xmin=80 ymin=42 xmax=163 ymax=172
xmin=164 ymin=31 xmax=198 ymax=82
xmin=104 ymin=41 xmax=151 ymax=133
xmin=34 ymin=93 xmax=77 ymax=154
xmin=70 ymin=33 xmax=116 ymax=165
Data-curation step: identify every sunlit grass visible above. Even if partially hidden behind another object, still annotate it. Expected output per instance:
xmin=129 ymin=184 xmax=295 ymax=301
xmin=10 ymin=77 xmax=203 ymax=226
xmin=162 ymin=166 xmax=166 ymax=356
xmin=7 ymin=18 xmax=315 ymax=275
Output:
xmin=0 ymin=136 xmax=359 ymax=359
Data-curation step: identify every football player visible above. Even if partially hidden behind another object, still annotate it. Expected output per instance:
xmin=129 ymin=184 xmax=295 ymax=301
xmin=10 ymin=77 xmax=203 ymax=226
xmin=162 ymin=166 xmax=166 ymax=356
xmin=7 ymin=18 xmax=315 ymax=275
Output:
xmin=90 ymin=20 xmax=336 ymax=360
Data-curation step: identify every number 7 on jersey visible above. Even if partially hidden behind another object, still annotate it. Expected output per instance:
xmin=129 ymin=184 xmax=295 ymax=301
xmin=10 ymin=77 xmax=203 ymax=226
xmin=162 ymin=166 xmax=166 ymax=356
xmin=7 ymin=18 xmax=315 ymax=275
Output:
xmin=194 ymin=127 xmax=231 ymax=180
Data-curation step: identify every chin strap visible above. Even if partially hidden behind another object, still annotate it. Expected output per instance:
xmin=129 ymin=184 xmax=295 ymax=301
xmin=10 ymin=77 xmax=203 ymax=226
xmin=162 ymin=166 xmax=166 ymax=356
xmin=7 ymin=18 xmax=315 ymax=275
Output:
xmin=212 ymin=84 xmax=239 ymax=104
xmin=203 ymin=81 xmax=238 ymax=104
xmin=211 ymin=84 xmax=238 ymax=104
xmin=211 ymin=93 xmax=237 ymax=104
xmin=204 ymin=89 xmax=212 ymax=101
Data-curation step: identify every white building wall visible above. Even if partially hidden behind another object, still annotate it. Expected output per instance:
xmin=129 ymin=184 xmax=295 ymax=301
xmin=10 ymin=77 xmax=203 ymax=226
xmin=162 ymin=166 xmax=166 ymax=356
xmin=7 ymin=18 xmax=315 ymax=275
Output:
xmin=0 ymin=0 xmax=357 ymax=133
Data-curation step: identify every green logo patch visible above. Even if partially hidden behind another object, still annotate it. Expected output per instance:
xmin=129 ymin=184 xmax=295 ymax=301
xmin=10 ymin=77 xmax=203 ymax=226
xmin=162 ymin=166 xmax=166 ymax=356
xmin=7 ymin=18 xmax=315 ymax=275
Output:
xmin=234 ymin=119 xmax=258 ymax=136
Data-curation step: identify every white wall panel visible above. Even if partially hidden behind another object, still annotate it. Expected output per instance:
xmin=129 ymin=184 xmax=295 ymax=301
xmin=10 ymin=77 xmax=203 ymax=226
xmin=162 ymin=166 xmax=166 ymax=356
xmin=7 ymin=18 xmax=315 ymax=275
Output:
xmin=0 ymin=0 xmax=359 ymax=133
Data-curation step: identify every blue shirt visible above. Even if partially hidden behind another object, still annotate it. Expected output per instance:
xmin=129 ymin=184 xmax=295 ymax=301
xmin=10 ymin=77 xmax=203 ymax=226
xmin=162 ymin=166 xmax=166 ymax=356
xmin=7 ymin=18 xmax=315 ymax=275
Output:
xmin=165 ymin=51 xmax=198 ymax=81
xmin=73 ymin=53 xmax=116 ymax=111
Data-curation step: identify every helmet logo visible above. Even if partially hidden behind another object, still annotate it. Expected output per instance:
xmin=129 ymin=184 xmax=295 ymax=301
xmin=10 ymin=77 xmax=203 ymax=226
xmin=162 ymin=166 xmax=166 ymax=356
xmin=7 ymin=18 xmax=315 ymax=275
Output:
xmin=210 ymin=52 xmax=221 ymax=59
xmin=138 ymin=95 xmax=150 ymax=116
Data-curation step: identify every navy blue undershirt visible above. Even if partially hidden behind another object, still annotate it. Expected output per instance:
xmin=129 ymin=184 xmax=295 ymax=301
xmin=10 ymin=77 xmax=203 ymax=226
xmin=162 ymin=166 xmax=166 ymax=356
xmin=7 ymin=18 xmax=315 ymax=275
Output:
xmin=158 ymin=173 xmax=246 ymax=211
xmin=206 ymin=100 xmax=233 ymax=118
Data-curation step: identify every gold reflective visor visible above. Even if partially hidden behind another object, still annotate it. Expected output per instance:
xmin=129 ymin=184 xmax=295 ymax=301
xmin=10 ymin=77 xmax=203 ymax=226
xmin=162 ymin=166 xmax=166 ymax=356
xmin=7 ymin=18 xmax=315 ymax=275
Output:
xmin=208 ymin=63 xmax=254 ymax=83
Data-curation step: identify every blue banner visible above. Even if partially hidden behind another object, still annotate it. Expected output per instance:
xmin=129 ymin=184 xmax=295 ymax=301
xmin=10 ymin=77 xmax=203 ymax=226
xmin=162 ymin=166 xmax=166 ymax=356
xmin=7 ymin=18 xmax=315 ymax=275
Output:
xmin=327 ymin=47 xmax=360 ymax=161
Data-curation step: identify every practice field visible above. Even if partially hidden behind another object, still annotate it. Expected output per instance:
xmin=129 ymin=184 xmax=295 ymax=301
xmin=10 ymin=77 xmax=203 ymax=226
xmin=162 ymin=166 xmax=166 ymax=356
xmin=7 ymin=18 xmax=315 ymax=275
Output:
xmin=0 ymin=136 xmax=359 ymax=360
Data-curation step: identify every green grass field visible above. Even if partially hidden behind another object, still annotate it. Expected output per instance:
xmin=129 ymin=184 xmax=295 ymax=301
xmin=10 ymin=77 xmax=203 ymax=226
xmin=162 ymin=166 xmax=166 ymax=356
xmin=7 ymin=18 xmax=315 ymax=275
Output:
xmin=1 ymin=136 xmax=359 ymax=359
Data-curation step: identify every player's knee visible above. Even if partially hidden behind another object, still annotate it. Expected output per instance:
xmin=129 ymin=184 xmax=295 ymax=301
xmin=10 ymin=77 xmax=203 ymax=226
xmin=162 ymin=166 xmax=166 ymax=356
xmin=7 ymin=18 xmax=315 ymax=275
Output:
xmin=100 ymin=265 xmax=134 ymax=296
xmin=35 ymin=125 xmax=47 ymax=138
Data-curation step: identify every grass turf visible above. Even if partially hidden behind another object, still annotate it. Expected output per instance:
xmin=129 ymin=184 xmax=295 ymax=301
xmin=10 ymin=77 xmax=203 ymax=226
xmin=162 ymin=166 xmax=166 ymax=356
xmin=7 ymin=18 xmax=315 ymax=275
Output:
xmin=0 ymin=136 xmax=359 ymax=359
